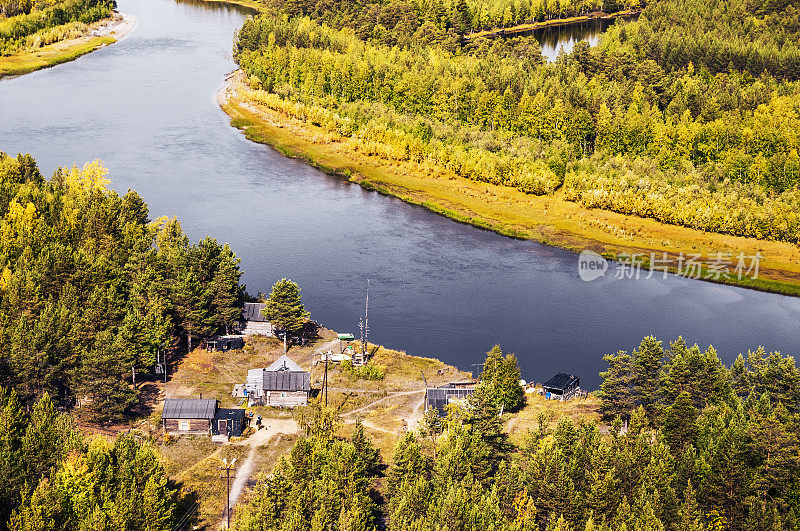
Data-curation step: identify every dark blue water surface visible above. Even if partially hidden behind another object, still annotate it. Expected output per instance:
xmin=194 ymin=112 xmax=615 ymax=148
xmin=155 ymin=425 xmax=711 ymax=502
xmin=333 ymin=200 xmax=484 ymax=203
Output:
xmin=2 ymin=0 xmax=799 ymax=389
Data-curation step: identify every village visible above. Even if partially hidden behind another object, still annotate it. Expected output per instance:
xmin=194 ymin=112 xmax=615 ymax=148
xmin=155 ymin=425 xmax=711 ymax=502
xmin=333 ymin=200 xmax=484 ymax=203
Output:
xmin=110 ymin=301 xmax=597 ymax=529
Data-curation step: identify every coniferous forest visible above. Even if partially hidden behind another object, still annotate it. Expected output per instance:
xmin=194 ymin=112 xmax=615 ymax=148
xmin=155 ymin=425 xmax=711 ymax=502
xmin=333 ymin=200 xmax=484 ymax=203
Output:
xmin=233 ymin=338 xmax=800 ymax=531
xmin=233 ymin=0 xmax=800 ymax=243
xmin=0 ymin=153 xmax=244 ymax=420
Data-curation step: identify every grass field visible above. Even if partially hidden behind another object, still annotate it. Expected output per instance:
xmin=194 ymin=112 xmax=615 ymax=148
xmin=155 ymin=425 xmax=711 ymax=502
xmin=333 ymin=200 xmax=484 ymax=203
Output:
xmin=222 ymin=78 xmax=800 ymax=296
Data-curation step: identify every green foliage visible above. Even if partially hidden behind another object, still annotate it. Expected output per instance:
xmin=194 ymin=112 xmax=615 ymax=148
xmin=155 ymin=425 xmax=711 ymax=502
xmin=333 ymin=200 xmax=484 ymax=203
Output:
xmin=0 ymin=0 xmax=114 ymax=55
xmin=599 ymin=336 xmax=734 ymax=420
xmin=0 ymin=389 xmax=178 ymax=530
xmin=234 ymin=6 xmax=800 ymax=245
xmin=340 ymin=360 xmax=386 ymax=380
xmin=9 ymin=433 xmax=179 ymax=531
xmin=294 ymin=402 xmax=342 ymax=439
xmin=478 ymin=345 xmax=525 ymax=412
xmin=0 ymin=154 xmax=244 ymax=419
xmin=232 ymin=416 xmax=381 ymax=531
xmin=262 ymin=278 xmax=310 ymax=338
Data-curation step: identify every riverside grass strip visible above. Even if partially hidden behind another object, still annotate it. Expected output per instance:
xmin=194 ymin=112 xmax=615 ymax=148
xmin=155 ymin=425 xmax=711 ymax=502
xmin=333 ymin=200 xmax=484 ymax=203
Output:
xmin=0 ymin=35 xmax=114 ymax=78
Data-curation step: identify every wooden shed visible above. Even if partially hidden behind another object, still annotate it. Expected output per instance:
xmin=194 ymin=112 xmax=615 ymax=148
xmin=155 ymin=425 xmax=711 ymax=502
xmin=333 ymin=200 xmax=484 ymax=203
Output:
xmin=162 ymin=399 xmax=217 ymax=435
xmin=237 ymin=302 xmax=274 ymax=336
xmin=206 ymin=335 xmax=245 ymax=352
xmin=212 ymin=408 xmax=247 ymax=437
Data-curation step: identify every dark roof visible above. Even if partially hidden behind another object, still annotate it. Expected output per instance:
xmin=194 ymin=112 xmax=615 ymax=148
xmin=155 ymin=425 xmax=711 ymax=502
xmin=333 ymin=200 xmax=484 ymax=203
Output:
xmin=243 ymin=303 xmax=268 ymax=322
xmin=426 ymin=387 xmax=475 ymax=415
xmin=162 ymin=399 xmax=217 ymax=419
xmin=214 ymin=408 xmax=246 ymax=421
xmin=542 ymin=373 xmax=579 ymax=392
xmin=440 ymin=380 xmax=477 ymax=388
xmin=263 ymin=371 xmax=310 ymax=392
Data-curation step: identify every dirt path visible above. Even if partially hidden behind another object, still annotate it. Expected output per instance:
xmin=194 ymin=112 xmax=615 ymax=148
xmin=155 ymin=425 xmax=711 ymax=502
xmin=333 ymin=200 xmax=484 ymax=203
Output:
xmin=227 ymin=419 xmax=298 ymax=513
xmin=342 ymin=389 xmax=425 ymax=418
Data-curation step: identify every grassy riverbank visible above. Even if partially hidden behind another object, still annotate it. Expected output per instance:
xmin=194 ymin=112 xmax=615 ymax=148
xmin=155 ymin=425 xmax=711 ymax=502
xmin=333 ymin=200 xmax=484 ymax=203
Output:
xmin=219 ymin=75 xmax=800 ymax=296
xmin=0 ymin=13 xmax=135 ymax=79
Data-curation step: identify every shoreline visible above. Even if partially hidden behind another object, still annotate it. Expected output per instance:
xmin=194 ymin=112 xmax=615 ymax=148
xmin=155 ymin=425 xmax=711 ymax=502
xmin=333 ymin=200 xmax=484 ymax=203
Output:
xmin=218 ymin=72 xmax=800 ymax=297
xmin=465 ymin=9 xmax=643 ymax=40
xmin=0 ymin=11 xmax=137 ymax=80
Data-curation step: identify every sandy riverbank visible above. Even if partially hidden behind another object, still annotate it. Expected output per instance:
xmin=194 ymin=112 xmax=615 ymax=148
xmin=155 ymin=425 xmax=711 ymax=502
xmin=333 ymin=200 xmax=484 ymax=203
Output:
xmin=0 ymin=11 xmax=137 ymax=79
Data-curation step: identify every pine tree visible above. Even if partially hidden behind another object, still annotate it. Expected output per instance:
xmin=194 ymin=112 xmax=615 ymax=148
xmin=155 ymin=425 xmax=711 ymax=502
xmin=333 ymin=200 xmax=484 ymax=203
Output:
xmin=663 ymin=391 xmax=699 ymax=453
xmin=262 ymin=278 xmax=310 ymax=342
xmin=0 ymin=388 xmax=27 ymax=527
xmin=211 ymin=244 xmax=243 ymax=335
xmin=599 ymin=350 xmax=635 ymax=419
xmin=352 ymin=419 xmax=382 ymax=477
xmin=172 ymin=270 xmax=212 ymax=351
xmin=479 ymin=345 xmax=525 ymax=412
xmin=79 ymin=332 xmax=138 ymax=421
xmin=632 ymin=336 xmax=665 ymax=417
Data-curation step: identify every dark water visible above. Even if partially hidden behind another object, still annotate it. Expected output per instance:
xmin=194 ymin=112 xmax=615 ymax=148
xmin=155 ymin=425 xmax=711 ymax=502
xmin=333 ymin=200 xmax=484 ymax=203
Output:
xmin=2 ymin=0 xmax=799 ymax=389
xmin=534 ymin=19 xmax=610 ymax=62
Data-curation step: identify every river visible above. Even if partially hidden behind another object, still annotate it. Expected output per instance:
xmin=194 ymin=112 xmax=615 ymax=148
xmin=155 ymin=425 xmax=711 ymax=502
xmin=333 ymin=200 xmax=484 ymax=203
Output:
xmin=2 ymin=0 xmax=799 ymax=389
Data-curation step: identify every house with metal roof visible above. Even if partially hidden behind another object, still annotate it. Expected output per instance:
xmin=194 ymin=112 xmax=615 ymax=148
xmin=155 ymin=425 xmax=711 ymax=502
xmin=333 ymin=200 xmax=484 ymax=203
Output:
xmin=542 ymin=373 xmax=580 ymax=400
xmin=244 ymin=355 xmax=311 ymax=407
xmin=162 ymin=398 xmax=248 ymax=438
xmin=237 ymin=302 xmax=274 ymax=336
xmin=161 ymin=398 xmax=218 ymax=435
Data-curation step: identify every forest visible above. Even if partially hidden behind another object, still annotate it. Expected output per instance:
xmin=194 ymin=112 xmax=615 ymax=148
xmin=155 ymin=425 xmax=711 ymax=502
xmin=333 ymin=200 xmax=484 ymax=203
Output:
xmin=0 ymin=389 xmax=182 ymax=530
xmin=233 ymin=0 xmax=800 ymax=244
xmin=0 ymin=153 xmax=244 ymax=420
xmin=0 ymin=0 xmax=114 ymax=56
xmin=259 ymin=0 xmax=643 ymax=48
xmin=232 ymin=338 xmax=800 ymax=531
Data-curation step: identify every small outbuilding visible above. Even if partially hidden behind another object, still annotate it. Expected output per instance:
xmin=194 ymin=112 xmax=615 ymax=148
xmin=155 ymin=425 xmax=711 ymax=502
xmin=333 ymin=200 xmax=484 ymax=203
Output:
xmin=162 ymin=398 xmax=217 ymax=435
xmin=213 ymin=408 xmax=246 ymax=437
xmin=542 ymin=373 xmax=580 ymax=400
xmin=425 ymin=381 xmax=477 ymax=416
xmin=207 ymin=335 xmax=245 ymax=352
xmin=237 ymin=302 xmax=274 ymax=336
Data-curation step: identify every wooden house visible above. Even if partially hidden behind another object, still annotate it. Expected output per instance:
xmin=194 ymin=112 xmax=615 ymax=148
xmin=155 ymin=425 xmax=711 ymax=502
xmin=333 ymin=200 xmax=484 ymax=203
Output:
xmin=237 ymin=302 xmax=274 ymax=336
xmin=161 ymin=398 xmax=217 ymax=435
xmin=245 ymin=355 xmax=310 ymax=407
xmin=542 ymin=373 xmax=580 ymax=400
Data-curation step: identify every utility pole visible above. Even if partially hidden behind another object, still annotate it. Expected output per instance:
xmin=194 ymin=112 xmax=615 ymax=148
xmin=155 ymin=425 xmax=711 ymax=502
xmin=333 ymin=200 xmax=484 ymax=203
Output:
xmin=221 ymin=457 xmax=237 ymax=529
xmin=360 ymin=280 xmax=370 ymax=365
xmin=324 ymin=354 xmax=329 ymax=407
xmin=164 ymin=347 xmax=167 ymax=398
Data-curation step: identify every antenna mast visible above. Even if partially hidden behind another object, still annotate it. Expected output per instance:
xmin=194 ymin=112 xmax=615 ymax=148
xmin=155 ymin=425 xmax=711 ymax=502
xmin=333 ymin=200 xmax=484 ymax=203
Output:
xmin=358 ymin=280 xmax=370 ymax=366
